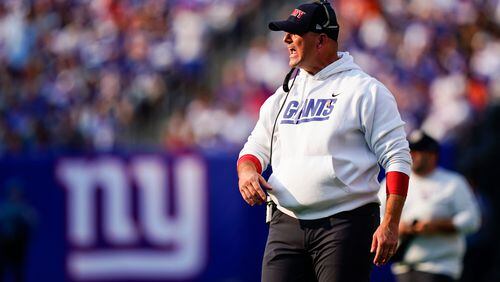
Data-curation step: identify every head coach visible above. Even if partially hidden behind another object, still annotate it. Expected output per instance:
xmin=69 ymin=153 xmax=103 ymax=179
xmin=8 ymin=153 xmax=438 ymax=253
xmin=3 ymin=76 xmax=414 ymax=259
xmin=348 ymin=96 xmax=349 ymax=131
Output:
xmin=236 ymin=1 xmax=412 ymax=281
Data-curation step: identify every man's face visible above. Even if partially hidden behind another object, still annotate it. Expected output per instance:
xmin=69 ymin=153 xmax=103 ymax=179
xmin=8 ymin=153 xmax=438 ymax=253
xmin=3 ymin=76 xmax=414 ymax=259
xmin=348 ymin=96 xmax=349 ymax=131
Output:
xmin=411 ymin=150 xmax=438 ymax=175
xmin=283 ymin=32 xmax=317 ymax=69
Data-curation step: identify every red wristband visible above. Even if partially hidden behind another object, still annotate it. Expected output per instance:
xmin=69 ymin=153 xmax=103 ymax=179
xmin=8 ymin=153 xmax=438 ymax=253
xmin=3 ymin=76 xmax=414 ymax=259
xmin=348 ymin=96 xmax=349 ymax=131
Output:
xmin=237 ymin=154 xmax=262 ymax=174
xmin=386 ymin=171 xmax=409 ymax=196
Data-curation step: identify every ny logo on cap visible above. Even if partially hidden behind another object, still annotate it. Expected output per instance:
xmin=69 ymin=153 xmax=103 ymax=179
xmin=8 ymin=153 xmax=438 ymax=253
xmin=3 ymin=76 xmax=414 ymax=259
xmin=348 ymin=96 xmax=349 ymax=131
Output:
xmin=291 ymin=9 xmax=306 ymax=19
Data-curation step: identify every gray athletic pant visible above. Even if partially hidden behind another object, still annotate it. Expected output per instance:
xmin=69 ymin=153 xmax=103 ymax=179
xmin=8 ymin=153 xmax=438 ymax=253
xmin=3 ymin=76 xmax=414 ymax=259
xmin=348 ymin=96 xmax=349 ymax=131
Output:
xmin=262 ymin=203 xmax=380 ymax=282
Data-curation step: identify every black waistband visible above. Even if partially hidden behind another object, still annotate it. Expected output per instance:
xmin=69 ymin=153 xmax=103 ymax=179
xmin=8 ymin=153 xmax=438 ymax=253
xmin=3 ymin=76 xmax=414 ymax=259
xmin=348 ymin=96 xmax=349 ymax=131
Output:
xmin=301 ymin=202 xmax=379 ymax=228
xmin=335 ymin=202 xmax=380 ymax=217
xmin=273 ymin=202 xmax=380 ymax=228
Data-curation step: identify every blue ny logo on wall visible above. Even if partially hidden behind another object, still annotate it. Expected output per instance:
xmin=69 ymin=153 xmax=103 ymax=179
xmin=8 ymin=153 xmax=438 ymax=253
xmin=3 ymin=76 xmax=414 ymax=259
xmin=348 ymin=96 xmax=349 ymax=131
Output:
xmin=56 ymin=155 xmax=207 ymax=281
xmin=281 ymin=98 xmax=337 ymax=124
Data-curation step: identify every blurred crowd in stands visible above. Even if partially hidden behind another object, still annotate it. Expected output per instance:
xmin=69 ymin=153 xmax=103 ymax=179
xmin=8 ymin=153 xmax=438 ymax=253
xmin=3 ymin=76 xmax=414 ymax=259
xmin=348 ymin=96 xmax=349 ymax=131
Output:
xmin=0 ymin=0 xmax=262 ymax=153
xmin=0 ymin=0 xmax=498 ymax=154
xmin=0 ymin=1 xmax=499 ymax=280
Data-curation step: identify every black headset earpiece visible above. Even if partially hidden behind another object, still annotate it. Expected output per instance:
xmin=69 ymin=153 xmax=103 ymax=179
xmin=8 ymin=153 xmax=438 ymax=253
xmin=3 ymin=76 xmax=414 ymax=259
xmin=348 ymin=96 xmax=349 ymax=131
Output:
xmin=314 ymin=0 xmax=337 ymax=29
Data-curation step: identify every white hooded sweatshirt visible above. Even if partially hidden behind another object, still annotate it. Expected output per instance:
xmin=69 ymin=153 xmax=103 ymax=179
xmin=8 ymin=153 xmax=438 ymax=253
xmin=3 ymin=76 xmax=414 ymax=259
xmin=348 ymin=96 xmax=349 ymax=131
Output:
xmin=239 ymin=52 xmax=411 ymax=219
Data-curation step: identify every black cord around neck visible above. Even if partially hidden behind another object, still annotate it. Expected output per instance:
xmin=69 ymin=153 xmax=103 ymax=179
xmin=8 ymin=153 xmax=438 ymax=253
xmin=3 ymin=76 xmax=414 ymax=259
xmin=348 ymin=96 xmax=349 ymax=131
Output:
xmin=269 ymin=68 xmax=298 ymax=167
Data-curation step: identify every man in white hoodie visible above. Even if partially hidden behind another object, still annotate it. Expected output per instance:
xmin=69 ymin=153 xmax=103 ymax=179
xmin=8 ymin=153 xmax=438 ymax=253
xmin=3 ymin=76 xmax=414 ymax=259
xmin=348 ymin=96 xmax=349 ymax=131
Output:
xmin=379 ymin=131 xmax=481 ymax=282
xmin=237 ymin=1 xmax=412 ymax=281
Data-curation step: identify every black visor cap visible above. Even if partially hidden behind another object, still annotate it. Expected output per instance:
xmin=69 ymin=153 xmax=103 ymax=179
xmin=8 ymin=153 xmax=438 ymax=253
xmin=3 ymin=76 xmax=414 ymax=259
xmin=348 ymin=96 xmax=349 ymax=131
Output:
xmin=268 ymin=2 xmax=339 ymax=40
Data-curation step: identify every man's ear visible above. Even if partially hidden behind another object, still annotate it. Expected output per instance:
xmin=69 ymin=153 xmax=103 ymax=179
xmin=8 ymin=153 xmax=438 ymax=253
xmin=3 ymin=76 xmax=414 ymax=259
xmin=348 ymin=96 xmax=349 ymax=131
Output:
xmin=317 ymin=34 xmax=327 ymax=49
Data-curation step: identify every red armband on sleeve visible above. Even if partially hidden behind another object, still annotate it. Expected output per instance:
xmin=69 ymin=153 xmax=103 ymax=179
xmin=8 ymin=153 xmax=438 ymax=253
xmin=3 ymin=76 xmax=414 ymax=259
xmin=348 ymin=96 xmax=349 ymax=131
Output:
xmin=237 ymin=154 xmax=262 ymax=174
xmin=386 ymin=171 xmax=409 ymax=196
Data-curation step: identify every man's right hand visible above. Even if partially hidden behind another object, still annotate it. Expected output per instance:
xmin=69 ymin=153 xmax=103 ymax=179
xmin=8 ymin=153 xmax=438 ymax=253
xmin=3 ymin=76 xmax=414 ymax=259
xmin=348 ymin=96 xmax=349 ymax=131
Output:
xmin=237 ymin=161 xmax=272 ymax=206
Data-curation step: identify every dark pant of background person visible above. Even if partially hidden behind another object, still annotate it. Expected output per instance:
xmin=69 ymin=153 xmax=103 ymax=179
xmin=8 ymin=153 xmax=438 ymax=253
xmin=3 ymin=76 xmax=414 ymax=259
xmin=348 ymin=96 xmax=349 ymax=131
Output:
xmin=0 ymin=239 xmax=27 ymax=282
xmin=262 ymin=202 xmax=380 ymax=282
xmin=396 ymin=270 xmax=456 ymax=282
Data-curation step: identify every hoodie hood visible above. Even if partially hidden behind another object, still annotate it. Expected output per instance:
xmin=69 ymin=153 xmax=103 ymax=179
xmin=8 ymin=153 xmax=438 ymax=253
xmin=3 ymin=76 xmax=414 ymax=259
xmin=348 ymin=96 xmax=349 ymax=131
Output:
xmin=300 ymin=51 xmax=361 ymax=81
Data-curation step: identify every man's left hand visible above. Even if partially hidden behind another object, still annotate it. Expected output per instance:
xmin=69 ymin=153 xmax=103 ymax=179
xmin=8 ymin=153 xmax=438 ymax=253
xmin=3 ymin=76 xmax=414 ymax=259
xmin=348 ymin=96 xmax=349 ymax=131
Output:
xmin=371 ymin=223 xmax=399 ymax=266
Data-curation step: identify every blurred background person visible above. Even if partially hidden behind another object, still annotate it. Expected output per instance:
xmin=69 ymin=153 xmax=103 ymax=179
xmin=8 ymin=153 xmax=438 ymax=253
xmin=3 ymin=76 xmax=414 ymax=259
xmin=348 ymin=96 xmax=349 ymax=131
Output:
xmin=0 ymin=180 xmax=37 ymax=282
xmin=379 ymin=131 xmax=481 ymax=282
